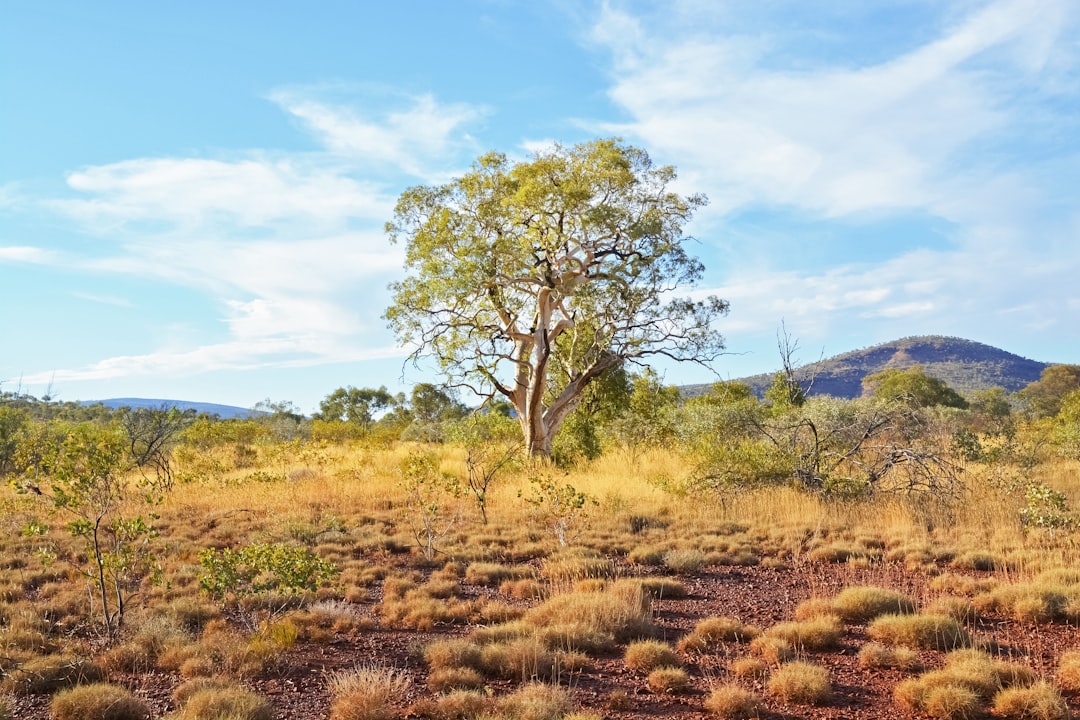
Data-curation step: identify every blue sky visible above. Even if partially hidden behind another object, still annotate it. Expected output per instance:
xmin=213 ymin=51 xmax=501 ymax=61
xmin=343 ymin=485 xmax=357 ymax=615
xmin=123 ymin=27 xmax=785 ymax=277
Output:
xmin=2 ymin=0 xmax=1078 ymax=413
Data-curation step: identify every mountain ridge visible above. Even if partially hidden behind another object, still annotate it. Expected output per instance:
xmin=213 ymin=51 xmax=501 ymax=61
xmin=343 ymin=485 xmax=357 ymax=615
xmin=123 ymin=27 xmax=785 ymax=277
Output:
xmin=683 ymin=335 xmax=1054 ymax=400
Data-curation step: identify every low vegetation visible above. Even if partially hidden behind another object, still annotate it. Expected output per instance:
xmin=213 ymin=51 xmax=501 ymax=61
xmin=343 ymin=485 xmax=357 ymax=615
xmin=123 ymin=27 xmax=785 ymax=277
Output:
xmin=0 ymin=364 xmax=1078 ymax=719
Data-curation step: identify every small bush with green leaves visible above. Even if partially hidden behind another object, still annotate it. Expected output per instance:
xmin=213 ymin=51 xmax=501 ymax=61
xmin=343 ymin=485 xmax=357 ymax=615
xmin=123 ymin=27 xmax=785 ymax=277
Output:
xmin=199 ymin=542 xmax=338 ymax=628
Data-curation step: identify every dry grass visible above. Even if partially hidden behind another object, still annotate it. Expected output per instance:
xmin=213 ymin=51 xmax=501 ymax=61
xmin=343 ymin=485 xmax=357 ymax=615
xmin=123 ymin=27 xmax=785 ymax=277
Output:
xmin=867 ymin=613 xmax=972 ymax=651
xmin=49 ymin=683 xmax=150 ymax=720
xmin=763 ymin=617 xmax=843 ymax=651
xmin=328 ymin=666 xmax=410 ymax=720
xmin=495 ymin=683 xmax=573 ymax=720
xmin=1058 ymin=649 xmax=1080 ymax=691
xmin=646 ymin=666 xmax=692 ymax=694
xmin=677 ymin=615 xmax=760 ymax=654
xmin=623 ymin=640 xmax=681 ymax=673
xmin=170 ymin=682 xmax=275 ymax=720
xmin=830 ymin=586 xmax=917 ymax=623
xmin=767 ymin=661 xmax=832 ymax=706
xmin=991 ymin=682 xmax=1070 ymax=720
xmin=704 ymin=684 xmax=762 ymax=719
xmin=857 ymin=642 xmax=923 ymax=672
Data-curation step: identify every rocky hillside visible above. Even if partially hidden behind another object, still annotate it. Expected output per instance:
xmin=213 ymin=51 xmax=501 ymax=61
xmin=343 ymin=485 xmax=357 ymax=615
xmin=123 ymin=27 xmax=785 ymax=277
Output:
xmin=684 ymin=335 xmax=1052 ymax=400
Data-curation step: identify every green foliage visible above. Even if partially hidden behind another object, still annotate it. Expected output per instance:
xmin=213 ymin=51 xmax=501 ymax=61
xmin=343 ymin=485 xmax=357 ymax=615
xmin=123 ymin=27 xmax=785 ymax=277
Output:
xmin=606 ymin=369 xmax=681 ymax=458
xmin=199 ymin=543 xmax=339 ymax=628
xmin=863 ymin=365 xmax=969 ymax=409
xmin=11 ymin=421 xmax=159 ymax=639
xmin=397 ymin=451 xmax=464 ymax=559
xmin=1020 ymin=364 xmax=1080 ymax=419
xmin=521 ymin=472 xmax=597 ymax=546
xmin=316 ymin=386 xmax=397 ymax=427
xmin=448 ymin=413 xmax=521 ymax=523
xmin=385 ymin=138 xmax=727 ymax=456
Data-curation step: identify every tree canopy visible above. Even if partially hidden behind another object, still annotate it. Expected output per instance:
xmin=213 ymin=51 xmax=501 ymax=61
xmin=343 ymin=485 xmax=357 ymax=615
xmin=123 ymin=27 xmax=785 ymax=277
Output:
xmin=862 ymin=365 xmax=968 ymax=409
xmin=385 ymin=139 xmax=728 ymax=456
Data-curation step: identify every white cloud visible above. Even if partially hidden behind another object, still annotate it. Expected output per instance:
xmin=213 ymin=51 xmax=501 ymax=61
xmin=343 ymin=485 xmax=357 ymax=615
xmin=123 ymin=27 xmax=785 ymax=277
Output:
xmin=0 ymin=245 xmax=57 ymax=264
xmin=593 ymin=0 xmax=1077 ymax=221
xmin=270 ymin=90 xmax=485 ymax=180
xmin=22 ymin=89 xmax=484 ymax=385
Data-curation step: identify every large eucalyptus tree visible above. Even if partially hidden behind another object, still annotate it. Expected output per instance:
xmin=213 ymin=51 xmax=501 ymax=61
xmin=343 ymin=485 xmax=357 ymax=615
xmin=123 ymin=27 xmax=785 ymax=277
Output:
xmin=385 ymin=139 xmax=728 ymax=457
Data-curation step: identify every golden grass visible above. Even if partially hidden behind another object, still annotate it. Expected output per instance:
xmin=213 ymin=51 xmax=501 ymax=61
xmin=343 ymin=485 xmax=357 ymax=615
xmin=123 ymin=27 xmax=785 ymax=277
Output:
xmin=623 ymin=640 xmax=681 ymax=673
xmin=328 ymin=666 xmax=409 ymax=720
xmin=767 ymin=661 xmax=832 ymax=706
xmin=991 ymin=682 xmax=1070 ymax=720
xmin=49 ymin=683 xmax=150 ymax=720
xmin=704 ymin=684 xmax=762 ymax=719
xmin=830 ymin=586 xmax=917 ymax=623
xmin=867 ymin=613 xmax=972 ymax=651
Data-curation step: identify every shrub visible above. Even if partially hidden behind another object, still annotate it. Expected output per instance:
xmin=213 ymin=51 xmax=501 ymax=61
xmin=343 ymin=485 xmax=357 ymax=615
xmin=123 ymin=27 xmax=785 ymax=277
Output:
xmin=328 ymin=666 xmax=409 ymax=720
xmin=992 ymin=682 xmax=1070 ymax=720
xmin=646 ymin=667 xmax=691 ymax=694
xmin=704 ymin=685 xmax=762 ymax=719
xmin=867 ymin=614 xmax=971 ymax=650
xmin=767 ymin=661 xmax=832 ymax=705
xmin=50 ymin=683 xmax=150 ymax=720
xmin=831 ymin=586 xmax=916 ymax=622
xmin=624 ymin=640 xmax=681 ymax=673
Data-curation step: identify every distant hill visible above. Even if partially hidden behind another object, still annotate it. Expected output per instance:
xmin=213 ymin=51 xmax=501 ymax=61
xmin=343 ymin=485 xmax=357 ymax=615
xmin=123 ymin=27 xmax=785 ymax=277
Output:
xmin=84 ymin=398 xmax=257 ymax=419
xmin=683 ymin=336 xmax=1052 ymax=400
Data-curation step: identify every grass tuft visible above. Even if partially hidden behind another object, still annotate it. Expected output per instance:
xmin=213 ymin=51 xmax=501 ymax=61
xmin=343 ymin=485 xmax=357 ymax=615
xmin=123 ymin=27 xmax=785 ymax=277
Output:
xmin=831 ymin=586 xmax=917 ymax=623
xmin=328 ymin=666 xmax=409 ymax=720
xmin=49 ymin=682 xmax=150 ymax=720
xmin=704 ymin=684 xmax=762 ymax=719
xmin=767 ymin=661 xmax=832 ymax=705
xmin=867 ymin=613 xmax=971 ymax=650
xmin=991 ymin=681 xmax=1070 ymax=720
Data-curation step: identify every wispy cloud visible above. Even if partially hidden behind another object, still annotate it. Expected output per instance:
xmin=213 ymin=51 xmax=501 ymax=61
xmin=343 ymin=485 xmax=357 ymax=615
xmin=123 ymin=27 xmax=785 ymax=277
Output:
xmin=23 ymin=89 xmax=485 ymax=383
xmin=593 ymin=0 xmax=1077 ymax=221
xmin=270 ymin=89 xmax=486 ymax=180
xmin=0 ymin=245 xmax=57 ymax=264
xmin=588 ymin=0 xmax=1080 ymax=366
